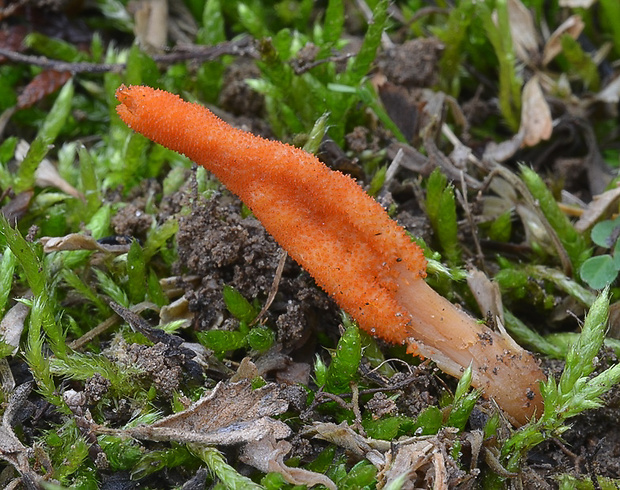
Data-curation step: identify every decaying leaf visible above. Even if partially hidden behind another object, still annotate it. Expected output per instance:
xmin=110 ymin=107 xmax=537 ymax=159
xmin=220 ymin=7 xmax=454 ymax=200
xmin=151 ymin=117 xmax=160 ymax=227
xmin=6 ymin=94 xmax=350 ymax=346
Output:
xmin=95 ymin=380 xmax=290 ymax=445
xmin=0 ymin=24 xmax=28 ymax=63
xmin=505 ymin=0 xmax=540 ymax=63
xmin=0 ymin=384 xmax=34 ymax=480
xmin=15 ymin=140 xmax=83 ymax=199
xmin=304 ymin=422 xmax=463 ymax=489
xmin=16 ymin=70 xmax=72 ymax=110
xmin=303 ymin=421 xmax=387 ymax=467
xmin=483 ymin=132 xmax=524 ymax=162
xmin=159 ymin=296 xmax=192 ymax=328
xmin=240 ymin=436 xmax=337 ymax=490
xmin=380 ymin=439 xmax=453 ymax=490
xmin=0 ymin=190 xmax=34 ymax=224
xmin=387 ymin=142 xmax=433 ymax=175
xmin=574 ymin=186 xmax=620 ymax=233
xmin=40 ymin=233 xmax=132 ymax=253
xmin=0 ymin=294 xmax=32 ymax=355
xmin=542 ymin=15 xmax=585 ymax=66
xmin=520 ymin=76 xmax=553 ymax=147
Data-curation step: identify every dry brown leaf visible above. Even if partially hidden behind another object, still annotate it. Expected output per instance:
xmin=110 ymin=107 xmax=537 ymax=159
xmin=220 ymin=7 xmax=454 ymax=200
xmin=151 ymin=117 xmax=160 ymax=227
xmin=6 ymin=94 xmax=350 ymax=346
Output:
xmin=304 ymin=421 xmax=387 ymax=467
xmin=520 ymin=76 xmax=552 ymax=147
xmin=159 ymin=296 xmax=193 ymax=329
xmin=16 ymin=70 xmax=72 ymax=110
xmin=229 ymin=356 xmax=260 ymax=383
xmin=275 ymin=361 xmax=311 ymax=386
xmin=303 ymin=422 xmax=464 ymax=488
xmin=504 ymin=0 xmax=540 ymax=63
xmin=0 ymin=190 xmax=33 ymax=224
xmin=387 ymin=142 xmax=433 ymax=175
xmin=432 ymin=451 xmax=448 ymax=490
xmin=574 ymin=186 xmax=620 ymax=233
xmin=376 ymin=429 xmax=459 ymax=489
xmin=40 ymin=233 xmax=132 ymax=253
xmin=542 ymin=15 xmax=585 ymax=66
xmin=380 ymin=440 xmax=434 ymax=488
xmin=35 ymin=160 xmax=84 ymax=200
xmin=0 ymin=25 xmax=28 ymax=63
xmin=95 ymin=380 xmax=290 ymax=445
xmin=0 ymin=295 xmax=32 ymax=355
xmin=240 ymin=437 xmax=337 ymax=490
xmin=0 ymin=384 xmax=34 ymax=478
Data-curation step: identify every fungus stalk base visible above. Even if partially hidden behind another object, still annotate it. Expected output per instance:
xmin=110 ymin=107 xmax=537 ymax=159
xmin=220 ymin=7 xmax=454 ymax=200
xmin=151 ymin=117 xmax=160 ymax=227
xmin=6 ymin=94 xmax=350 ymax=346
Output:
xmin=395 ymin=269 xmax=544 ymax=426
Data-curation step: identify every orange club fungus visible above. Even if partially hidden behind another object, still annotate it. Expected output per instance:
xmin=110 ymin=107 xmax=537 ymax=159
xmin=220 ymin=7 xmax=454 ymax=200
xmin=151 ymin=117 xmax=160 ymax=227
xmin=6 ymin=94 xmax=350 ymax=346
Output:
xmin=115 ymin=85 xmax=545 ymax=425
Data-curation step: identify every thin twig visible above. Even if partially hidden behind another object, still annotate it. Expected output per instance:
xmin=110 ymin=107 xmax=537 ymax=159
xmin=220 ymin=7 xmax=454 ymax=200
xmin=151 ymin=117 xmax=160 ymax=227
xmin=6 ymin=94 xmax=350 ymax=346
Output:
xmin=0 ymin=37 xmax=257 ymax=74
xmin=350 ymin=383 xmax=367 ymax=437
xmin=250 ymin=249 xmax=287 ymax=326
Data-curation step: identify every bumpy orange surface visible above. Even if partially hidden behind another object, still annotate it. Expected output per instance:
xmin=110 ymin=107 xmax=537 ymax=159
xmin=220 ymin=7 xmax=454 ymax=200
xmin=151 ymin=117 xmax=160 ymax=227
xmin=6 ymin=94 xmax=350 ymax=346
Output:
xmin=116 ymin=85 xmax=426 ymax=344
xmin=115 ymin=85 xmax=545 ymax=425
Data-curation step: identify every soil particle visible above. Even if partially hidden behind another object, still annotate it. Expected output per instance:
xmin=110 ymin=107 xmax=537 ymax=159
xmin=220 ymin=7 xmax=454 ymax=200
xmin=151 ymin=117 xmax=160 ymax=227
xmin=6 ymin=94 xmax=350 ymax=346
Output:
xmin=111 ymin=202 xmax=153 ymax=238
xmin=279 ymin=384 xmax=309 ymax=413
xmin=275 ymin=301 xmax=310 ymax=349
xmin=396 ymin=209 xmax=433 ymax=246
xmin=461 ymin=93 xmax=494 ymax=128
xmin=108 ymin=338 xmax=185 ymax=399
xmin=218 ymin=59 xmax=264 ymax=117
xmin=109 ymin=179 xmax=161 ymax=239
xmin=174 ymin=196 xmax=280 ymax=329
xmin=275 ymin=360 xmax=312 ymax=386
xmin=377 ymin=38 xmax=444 ymax=88
xmin=552 ymin=157 xmax=588 ymax=195
xmin=158 ymin=177 xmax=191 ymax=221
xmin=84 ymin=373 xmax=112 ymax=405
xmin=365 ymin=392 xmax=398 ymax=419
xmin=345 ymin=126 xmax=380 ymax=154
xmin=389 ymin=370 xmax=438 ymax=418
xmin=557 ymin=351 xmax=620 ymax=480
xmin=287 ymin=433 xmax=322 ymax=463
xmin=126 ymin=342 xmax=184 ymax=397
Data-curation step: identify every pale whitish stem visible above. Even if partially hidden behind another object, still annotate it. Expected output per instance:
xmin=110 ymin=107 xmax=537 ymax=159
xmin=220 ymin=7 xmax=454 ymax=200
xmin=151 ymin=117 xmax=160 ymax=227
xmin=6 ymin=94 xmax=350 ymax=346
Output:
xmin=394 ymin=265 xmax=544 ymax=426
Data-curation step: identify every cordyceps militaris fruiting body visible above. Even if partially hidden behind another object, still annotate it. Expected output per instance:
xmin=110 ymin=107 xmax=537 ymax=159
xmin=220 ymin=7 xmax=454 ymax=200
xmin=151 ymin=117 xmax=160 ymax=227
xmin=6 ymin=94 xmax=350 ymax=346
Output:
xmin=116 ymin=84 xmax=545 ymax=425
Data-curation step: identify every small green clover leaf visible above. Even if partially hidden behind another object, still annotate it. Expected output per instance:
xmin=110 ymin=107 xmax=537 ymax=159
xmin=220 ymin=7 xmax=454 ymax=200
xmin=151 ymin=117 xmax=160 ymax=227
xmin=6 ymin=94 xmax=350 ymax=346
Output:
xmin=580 ymin=255 xmax=618 ymax=290
xmin=591 ymin=216 xmax=620 ymax=248
xmin=581 ymin=217 xmax=620 ymax=289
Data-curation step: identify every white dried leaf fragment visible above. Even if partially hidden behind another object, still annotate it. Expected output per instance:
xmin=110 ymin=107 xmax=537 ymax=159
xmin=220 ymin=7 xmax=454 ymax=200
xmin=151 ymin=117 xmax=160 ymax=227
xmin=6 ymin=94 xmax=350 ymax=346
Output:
xmin=520 ymin=76 xmax=552 ymax=147
xmin=542 ymin=15 xmax=585 ymax=66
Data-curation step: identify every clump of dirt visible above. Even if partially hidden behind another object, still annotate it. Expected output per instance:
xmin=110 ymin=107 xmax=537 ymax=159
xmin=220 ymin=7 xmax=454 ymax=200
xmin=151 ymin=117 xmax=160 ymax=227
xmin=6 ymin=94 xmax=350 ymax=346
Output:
xmin=111 ymin=203 xmax=153 ymax=238
xmin=377 ymin=38 xmax=444 ymax=88
xmin=104 ymin=337 xmax=187 ymax=399
xmin=124 ymin=342 xmax=184 ymax=397
xmin=174 ymin=196 xmax=279 ymax=327
xmin=83 ymin=373 xmax=111 ymax=405
xmin=218 ymin=59 xmax=264 ymax=117
xmin=109 ymin=179 xmax=161 ymax=240
xmin=173 ymin=193 xmax=339 ymax=350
